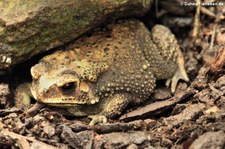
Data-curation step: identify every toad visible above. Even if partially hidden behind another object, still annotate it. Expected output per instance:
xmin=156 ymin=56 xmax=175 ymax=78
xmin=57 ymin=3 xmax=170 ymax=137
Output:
xmin=16 ymin=19 xmax=189 ymax=125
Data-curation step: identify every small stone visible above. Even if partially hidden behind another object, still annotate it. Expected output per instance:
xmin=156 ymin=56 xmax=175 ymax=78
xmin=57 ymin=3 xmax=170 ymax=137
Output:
xmin=43 ymin=125 xmax=56 ymax=138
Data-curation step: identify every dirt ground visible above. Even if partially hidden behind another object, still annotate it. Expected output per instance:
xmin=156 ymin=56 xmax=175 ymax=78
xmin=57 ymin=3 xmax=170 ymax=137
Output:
xmin=0 ymin=1 xmax=225 ymax=149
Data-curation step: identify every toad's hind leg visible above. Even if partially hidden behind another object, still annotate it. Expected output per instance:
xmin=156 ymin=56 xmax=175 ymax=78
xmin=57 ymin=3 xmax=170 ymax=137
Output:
xmin=143 ymin=25 xmax=189 ymax=93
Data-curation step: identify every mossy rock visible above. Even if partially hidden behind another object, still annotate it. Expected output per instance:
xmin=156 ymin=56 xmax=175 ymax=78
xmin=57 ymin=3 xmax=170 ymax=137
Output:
xmin=0 ymin=0 xmax=152 ymax=69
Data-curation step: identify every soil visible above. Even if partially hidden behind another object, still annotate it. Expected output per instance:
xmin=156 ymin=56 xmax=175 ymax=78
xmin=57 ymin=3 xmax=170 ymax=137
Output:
xmin=0 ymin=0 xmax=225 ymax=149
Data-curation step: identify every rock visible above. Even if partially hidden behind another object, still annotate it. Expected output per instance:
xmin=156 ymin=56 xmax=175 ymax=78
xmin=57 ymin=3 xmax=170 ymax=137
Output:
xmin=0 ymin=0 xmax=152 ymax=69
xmin=95 ymin=131 xmax=149 ymax=148
xmin=189 ymin=131 xmax=225 ymax=149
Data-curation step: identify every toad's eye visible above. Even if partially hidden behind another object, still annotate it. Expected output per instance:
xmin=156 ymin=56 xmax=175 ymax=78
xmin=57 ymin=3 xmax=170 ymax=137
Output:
xmin=60 ymin=82 xmax=76 ymax=94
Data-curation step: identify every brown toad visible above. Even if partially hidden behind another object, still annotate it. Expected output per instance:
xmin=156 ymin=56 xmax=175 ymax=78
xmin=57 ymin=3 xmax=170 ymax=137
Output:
xmin=16 ymin=19 xmax=189 ymax=125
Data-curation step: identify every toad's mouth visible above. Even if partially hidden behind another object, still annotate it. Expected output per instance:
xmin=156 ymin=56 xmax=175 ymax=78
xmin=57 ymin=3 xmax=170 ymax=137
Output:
xmin=37 ymin=97 xmax=100 ymax=107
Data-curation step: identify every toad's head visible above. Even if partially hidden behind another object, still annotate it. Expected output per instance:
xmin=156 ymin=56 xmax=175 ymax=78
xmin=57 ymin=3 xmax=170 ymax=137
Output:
xmin=30 ymin=57 xmax=108 ymax=107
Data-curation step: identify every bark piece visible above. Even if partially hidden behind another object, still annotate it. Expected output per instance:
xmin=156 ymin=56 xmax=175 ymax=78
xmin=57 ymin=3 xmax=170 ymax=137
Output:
xmin=60 ymin=124 xmax=95 ymax=149
xmin=120 ymin=89 xmax=196 ymax=121
xmin=210 ymin=46 xmax=225 ymax=73
xmin=163 ymin=104 xmax=205 ymax=127
xmin=94 ymin=131 xmax=149 ymax=148
xmin=0 ymin=129 xmax=60 ymax=149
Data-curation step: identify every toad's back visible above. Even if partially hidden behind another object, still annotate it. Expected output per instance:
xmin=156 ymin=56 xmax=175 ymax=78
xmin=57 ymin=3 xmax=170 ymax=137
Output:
xmin=41 ymin=20 xmax=180 ymax=102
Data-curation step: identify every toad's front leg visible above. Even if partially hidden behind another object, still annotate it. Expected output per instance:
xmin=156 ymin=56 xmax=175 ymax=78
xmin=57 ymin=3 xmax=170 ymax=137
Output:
xmin=89 ymin=94 xmax=131 ymax=126
xmin=68 ymin=94 xmax=131 ymax=126
xmin=15 ymin=83 xmax=33 ymax=110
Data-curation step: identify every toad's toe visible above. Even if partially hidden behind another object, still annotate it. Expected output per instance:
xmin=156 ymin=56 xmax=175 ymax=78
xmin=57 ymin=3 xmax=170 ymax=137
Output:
xmin=166 ymin=49 xmax=189 ymax=93
xmin=88 ymin=115 xmax=107 ymax=126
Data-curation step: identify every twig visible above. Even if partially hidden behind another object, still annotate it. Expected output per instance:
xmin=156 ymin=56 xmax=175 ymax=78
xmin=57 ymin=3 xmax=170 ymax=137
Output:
xmin=25 ymin=102 xmax=45 ymax=117
xmin=200 ymin=6 xmax=216 ymax=18
xmin=68 ymin=120 xmax=146 ymax=134
xmin=209 ymin=25 xmax=217 ymax=52
xmin=91 ymin=120 xmax=146 ymax=133
xmin=192 ymin=0 xmax=201 ymax=38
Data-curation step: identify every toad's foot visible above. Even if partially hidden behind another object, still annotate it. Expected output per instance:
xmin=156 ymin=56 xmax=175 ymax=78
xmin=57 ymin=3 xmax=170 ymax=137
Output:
xmin=88 ymin=94 xmax=130 ymax=126
xmin=88 ymin=115 xmax=107 ymax=126
xmin=166 ymin=49 xmax=189 ymax=93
